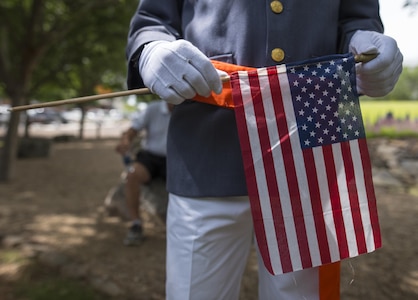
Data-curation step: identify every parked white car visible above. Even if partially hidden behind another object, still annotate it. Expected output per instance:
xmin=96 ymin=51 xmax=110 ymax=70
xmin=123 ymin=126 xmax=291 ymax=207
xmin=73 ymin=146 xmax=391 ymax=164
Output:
xmin=0 ymin=104 xmax=10 ymax=125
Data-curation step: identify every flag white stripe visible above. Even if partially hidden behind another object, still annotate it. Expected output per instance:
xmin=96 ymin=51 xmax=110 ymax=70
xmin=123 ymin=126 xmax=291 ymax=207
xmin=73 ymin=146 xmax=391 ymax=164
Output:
xmin=240 ymin=71 xmax=283 ymax=274
xmin=350 ymin=140 xmax=376 ymax=252
xmin=277 ymin=66 xmax=323 ymax=267
xmin=264 ymin=67 xmax=302 ymax=271
xmin=333 ymin=143 xmax=359 ymax=257
xmin=313 ymin=147 xmax=341 ymax=261
xmin=267 ymin=132 xmax=296 ymax=273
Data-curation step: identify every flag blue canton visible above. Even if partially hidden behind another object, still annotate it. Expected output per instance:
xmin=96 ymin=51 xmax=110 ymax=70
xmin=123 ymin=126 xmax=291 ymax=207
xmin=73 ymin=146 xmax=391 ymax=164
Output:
xmin=288 ymin=55 xmax=366 ymax=149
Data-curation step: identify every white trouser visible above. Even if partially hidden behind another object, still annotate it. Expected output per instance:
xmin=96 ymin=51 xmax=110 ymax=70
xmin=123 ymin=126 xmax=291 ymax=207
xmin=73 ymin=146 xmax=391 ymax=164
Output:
xmin=166 ymin=194 xmax=325 ymax=300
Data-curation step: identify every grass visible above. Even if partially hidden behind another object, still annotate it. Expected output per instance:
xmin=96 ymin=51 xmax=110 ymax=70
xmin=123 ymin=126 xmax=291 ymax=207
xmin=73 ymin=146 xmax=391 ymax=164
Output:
xmin=0 ymin=249 xmax=27 ymax=264
xmin=15 ymin=276 xmax=105 ymax=300
xmin=0 ymin=249 xmax=109 ymax=300
xmin=359 ymin=100 xmax=418 ymax=138
xmin=360 ymin=100 xmax=418 ymax=126
xmin=366 ymin=127 xmax=418 ymax=139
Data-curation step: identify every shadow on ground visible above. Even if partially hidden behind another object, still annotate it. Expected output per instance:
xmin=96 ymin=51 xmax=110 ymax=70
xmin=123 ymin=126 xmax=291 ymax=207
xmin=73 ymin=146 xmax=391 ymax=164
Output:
xmin=0 ymin=137 xmax=417 ymax=299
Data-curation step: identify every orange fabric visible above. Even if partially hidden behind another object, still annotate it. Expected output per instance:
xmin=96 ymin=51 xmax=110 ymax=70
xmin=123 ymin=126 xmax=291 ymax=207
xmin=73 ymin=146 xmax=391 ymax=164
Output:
xmin=193 ymin=60 xmax=256 ymax=109
xmin=319 ymin=262 xmax=341 ymax=300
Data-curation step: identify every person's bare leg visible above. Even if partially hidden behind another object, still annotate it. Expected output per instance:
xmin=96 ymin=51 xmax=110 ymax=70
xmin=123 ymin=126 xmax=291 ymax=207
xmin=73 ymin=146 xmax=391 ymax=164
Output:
xmin=124 ymin=162 xmax=151 ymax=245
xmin=126 ymin=162 xmax=150 ymax=220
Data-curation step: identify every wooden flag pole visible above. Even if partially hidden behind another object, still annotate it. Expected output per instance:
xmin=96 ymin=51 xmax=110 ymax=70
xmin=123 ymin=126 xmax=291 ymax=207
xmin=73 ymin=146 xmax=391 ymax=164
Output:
xmin=8 ymin=53 xmax=377 ymax=112
xmin=9 ymin=88 xmax=153 ymax=112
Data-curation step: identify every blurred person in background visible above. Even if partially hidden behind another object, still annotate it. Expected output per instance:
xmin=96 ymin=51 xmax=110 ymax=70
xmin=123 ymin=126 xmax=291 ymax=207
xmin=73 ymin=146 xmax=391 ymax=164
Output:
xmin=115 ymin=99 xmax=173 ymax=246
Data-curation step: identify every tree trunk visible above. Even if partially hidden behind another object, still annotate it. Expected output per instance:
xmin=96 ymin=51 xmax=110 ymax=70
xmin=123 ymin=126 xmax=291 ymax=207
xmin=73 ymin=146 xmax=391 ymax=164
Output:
xmin=0 ymin=109 xmax=21 ymax=182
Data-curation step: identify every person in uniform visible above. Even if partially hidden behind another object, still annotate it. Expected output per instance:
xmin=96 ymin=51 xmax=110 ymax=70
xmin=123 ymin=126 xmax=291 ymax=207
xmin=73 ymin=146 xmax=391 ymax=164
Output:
xmin=126 ymin=1 xmax=403 ymax=299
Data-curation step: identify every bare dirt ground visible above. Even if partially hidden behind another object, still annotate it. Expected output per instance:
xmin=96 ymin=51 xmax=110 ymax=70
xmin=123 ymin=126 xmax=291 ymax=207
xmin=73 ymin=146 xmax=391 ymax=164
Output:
xmin=1 ymin=132 xmax=418 ymax=299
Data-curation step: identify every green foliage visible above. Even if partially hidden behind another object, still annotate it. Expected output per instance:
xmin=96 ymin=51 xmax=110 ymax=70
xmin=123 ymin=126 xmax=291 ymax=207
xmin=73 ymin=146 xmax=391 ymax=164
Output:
xmin=361 ymin=65 xmax=418 ymax=101
xmin=0 ymin=0 xmax=139 ymax=103
xmin=388 ymin=66 xmax=418 ymax=100
xmin=31 ymin=1 xmax=138 ymax=102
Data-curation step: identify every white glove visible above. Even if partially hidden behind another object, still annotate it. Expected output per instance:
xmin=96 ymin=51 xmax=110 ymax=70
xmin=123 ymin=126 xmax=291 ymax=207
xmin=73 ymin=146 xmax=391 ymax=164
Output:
xmin=138 ymin=40 xmax=223 ymax=104
xmin=349 ymin=30 xmax=403 ymax=97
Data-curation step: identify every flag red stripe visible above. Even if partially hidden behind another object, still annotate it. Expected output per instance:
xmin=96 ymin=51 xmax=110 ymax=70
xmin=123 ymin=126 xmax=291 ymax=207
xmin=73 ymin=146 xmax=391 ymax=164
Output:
xmin=231 ymin=75 xmax=274 ymax=274
xmin=322 ymin=145 xmax=349 ymax=259
xmin=359 ymin=139 xmax=382 ymax=248
xmin=340 ymin=141 xmax=367 ymax=254
xmin=302 ymin=149 xmax=332 ymax=264
xmin=269 ymin=67 xmax=312 ymax=269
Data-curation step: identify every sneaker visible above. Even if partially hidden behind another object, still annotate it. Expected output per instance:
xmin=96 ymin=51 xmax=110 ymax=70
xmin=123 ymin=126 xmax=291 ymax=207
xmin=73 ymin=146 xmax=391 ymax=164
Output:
xmin=123 ymin=224 xmax=144 ymax=246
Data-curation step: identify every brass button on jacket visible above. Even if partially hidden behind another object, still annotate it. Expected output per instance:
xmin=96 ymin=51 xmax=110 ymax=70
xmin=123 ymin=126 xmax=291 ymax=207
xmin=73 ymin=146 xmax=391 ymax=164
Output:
xmin=271 ymin=48 xmax=285 ymax=62
xmin=270 ymin=1 xmax=284 ymax=14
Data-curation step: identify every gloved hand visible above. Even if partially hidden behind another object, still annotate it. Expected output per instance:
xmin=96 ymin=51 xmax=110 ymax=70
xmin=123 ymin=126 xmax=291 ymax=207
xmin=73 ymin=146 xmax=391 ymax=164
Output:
xmin=138 ymin=39 xmax=224 ymax=104
xmin=349 ymin=30 xmax=403 ymax=97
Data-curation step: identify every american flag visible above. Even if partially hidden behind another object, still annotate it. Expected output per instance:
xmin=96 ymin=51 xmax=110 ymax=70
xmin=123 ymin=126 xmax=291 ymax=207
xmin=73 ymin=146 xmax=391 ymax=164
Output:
xmin=230 ymin=54 xmax=381 ymax=275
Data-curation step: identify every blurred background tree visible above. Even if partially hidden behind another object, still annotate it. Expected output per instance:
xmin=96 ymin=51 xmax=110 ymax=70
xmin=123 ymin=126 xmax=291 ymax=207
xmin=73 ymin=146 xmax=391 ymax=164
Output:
xmin=0 ymin=0 xmax=138 ymax=181
xmin=0 ymin=0 xmax=417 ymax=183
xmin=385 ymin=66 xmax=418 ymax=100
xmin=361 ymin=66 xmax=418 ymax=101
